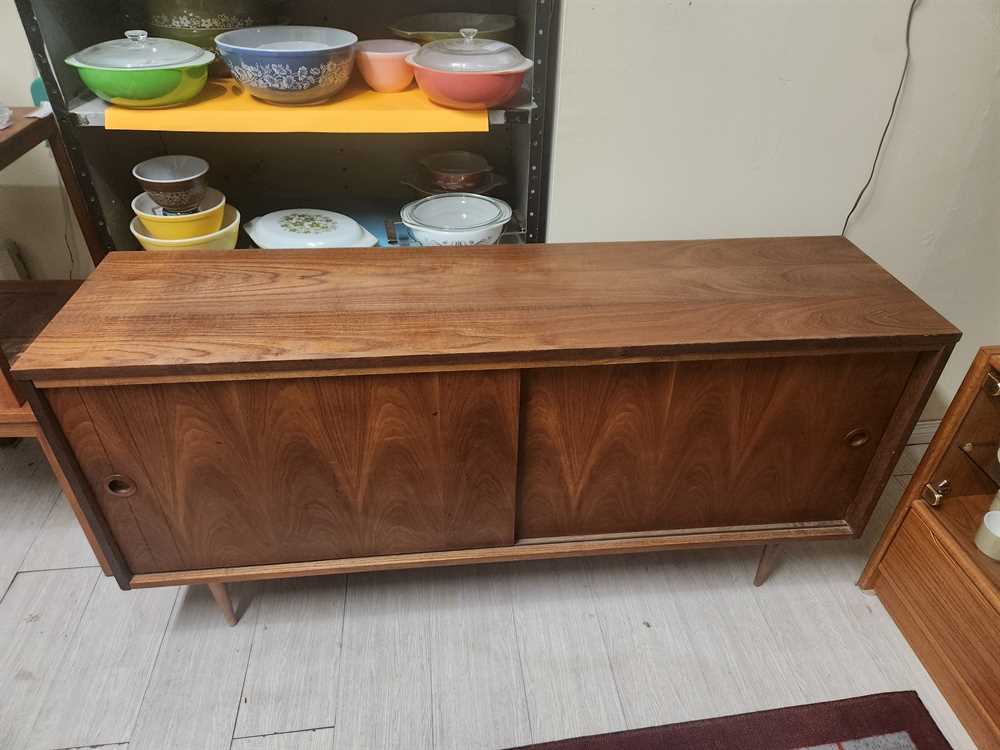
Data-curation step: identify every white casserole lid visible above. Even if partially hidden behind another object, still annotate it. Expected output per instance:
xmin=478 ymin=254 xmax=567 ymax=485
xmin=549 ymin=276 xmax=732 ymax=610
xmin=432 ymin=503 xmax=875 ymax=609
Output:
xmin=245 ymin=209 xmax=378 ymax=249
xmin=70 ymin=30 xmax=212 ymax=70
xmin=409 ymin=29 xmax=532 ymax=74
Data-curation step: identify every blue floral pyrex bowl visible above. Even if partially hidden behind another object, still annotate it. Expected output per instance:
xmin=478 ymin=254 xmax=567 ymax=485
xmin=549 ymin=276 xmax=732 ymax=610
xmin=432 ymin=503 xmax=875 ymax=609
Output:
xmin=215 ymin=26 xmax=357 ymax=105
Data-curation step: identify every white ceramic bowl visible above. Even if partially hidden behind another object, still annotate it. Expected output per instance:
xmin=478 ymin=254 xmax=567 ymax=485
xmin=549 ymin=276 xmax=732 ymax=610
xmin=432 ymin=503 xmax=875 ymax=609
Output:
xmin=400 ymin=193 xmax=511 ymax=246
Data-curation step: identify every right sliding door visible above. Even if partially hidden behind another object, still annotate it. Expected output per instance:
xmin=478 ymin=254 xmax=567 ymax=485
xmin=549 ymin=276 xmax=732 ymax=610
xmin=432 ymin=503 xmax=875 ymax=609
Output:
xmin=516 ymin=353 xmax=917 ymax=540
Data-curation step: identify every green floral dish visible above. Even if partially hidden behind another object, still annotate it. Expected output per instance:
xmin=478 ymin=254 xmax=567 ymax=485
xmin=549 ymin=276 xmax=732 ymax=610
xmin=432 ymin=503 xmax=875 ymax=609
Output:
xmin=245 ymin=209 xmax=378 ymax=249
xmin=146 ymin=0 xmax=278 ymax=77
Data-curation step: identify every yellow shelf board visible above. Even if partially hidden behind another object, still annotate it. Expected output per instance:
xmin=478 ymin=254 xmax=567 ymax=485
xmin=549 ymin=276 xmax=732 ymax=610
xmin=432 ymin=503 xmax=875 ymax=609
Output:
xmin=104 ymin=79 xmax=489 ymax=134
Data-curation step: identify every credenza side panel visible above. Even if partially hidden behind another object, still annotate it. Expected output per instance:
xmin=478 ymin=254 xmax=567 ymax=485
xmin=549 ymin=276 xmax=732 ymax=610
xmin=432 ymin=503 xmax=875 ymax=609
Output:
xmin=50 ymin=370 xmax=520 ymax=573
xmin=516 ymin=352 xmax=918 ymax=539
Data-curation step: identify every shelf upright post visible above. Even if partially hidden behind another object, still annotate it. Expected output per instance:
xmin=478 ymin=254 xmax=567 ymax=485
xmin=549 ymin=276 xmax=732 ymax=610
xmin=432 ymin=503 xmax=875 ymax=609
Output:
xmin=14 ymin=0 xmax=114 ymax=265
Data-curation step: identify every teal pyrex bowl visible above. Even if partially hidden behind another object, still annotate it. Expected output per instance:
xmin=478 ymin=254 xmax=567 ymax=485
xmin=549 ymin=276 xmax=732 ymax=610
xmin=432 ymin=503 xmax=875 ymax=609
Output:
xmin=66 ymin=30 xmax=214 ymax=108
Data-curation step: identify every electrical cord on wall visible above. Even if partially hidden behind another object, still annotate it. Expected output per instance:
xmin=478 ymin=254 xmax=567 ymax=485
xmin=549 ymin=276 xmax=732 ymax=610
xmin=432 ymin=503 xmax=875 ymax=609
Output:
xmin=841 ymin=0 xmax=920 ymax=236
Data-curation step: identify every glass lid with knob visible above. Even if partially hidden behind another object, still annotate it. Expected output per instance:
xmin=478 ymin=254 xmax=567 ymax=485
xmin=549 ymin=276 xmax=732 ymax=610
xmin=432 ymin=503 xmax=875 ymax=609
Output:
xmin=409 ymin=28 xmax=532 ymax=73
xmin=402 ymin=194 xmax=512 ymax=231
xmin=70 ymin=30 xmax=210 ymax=69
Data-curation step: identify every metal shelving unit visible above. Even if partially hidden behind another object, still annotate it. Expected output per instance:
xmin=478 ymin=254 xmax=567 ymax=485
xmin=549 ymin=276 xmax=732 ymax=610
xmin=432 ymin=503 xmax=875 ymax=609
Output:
xmin=14 ymin=0 xmax=560 ymax=263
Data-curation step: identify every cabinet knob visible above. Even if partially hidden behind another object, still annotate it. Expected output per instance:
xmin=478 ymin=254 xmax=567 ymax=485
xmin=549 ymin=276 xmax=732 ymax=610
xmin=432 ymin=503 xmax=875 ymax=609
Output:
xmin=105 ymin=474 xmax=137 ymax=498
xmin=921 ymin=480 xmax=950 ymax=507
xmin=845 ymin=428 xmax=871 ymax=448
xmin=984 ymin=371 xmax=1000 ymax=397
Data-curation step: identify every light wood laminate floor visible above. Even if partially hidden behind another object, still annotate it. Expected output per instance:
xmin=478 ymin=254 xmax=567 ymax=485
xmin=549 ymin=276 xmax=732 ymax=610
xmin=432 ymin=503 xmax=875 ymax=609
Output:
xmin=0 ymin=439 xmax=975 ymax=750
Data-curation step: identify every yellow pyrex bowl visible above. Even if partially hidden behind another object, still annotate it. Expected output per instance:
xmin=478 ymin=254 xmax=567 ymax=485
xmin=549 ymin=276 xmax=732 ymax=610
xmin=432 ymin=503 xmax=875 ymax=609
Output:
xmin=131 ymin=205 xmax=240 ymax=250
xmin=132 ymin=188 xmax=226 ymax=240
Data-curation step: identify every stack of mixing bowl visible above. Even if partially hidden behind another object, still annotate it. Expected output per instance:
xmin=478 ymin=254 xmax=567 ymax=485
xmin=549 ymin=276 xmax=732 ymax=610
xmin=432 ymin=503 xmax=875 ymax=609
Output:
xmin=130 ymin=155 xmax=241 ymax=250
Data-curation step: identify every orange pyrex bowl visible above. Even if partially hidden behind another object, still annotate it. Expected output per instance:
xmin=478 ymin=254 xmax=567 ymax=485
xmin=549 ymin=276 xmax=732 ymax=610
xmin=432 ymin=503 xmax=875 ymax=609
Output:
xmin=406 ymin=28 xmax=532 ymax=110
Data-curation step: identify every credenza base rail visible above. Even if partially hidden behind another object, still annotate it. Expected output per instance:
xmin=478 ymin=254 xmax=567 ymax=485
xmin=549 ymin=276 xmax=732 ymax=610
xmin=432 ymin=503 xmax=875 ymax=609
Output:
xmin=129 ymin=524 xmax=852 ymax=590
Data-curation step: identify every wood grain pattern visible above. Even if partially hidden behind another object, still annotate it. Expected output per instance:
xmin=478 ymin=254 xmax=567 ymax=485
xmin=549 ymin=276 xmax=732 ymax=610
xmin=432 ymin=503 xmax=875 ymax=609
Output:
xmin=0 ymin=106 xmax=53 ymax=171
xmin=876 ymin=509 xmax=1000 ymax=750
xmin=128 ymin=523 xmax=853 ymax=589
xmin=34 ymin=391 xmax=157 ymax=589
xmin=844 ymin=346 xmax=954 ymax=534
xmin=859 ymin=345 xmax=1000 ymax=588
xmin=915 ymin=498 xmax=1000 ymax=607
xmin=0 ymin=406 xmax=38 ymax=436
xmin=753 ymin=544 xmax=781 ymax=586
xmin=517 ymin=354 xmax=916 ymax=539
xmin=14 ymin=238 xmax=960 ymax=385
xmin=209 ymin=583 xmax=238 ymax=626
xmin=0 ymin=280 xmax=81 ymax=406
xmin=34 ymin=430 xmax=113 ymax=575
xmin=51 ymin=370 xmax=519 ymax=573
xmin=0 ymin=373 xmax=20 ymax=412
xmin=26 ymin=385 xmax=133 ymax=588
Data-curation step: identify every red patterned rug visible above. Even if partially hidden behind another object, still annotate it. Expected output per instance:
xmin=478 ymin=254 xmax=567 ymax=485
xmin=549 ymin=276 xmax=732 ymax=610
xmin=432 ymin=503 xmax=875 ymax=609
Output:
xmin=509 ymin=692 xmax=952 ymax=749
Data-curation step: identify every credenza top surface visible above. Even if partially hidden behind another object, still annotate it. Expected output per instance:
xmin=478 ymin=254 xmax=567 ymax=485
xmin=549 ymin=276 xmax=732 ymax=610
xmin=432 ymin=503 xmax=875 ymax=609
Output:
xmin=14 ymin=237 xmax=960 ymax=384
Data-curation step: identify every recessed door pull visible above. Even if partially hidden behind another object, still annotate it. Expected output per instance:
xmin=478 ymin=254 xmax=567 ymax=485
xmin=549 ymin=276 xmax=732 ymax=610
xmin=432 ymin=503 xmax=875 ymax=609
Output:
xmin=105 ymin=474 xmax=137 ymax=498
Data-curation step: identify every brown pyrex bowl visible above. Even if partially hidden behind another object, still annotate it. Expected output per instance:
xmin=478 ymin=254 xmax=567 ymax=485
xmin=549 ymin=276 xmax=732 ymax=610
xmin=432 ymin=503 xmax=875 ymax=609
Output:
xmin=133 ymin=155 xmax=209 ymax=214
xmin=420 ymin=151 xmax=493 ymax=192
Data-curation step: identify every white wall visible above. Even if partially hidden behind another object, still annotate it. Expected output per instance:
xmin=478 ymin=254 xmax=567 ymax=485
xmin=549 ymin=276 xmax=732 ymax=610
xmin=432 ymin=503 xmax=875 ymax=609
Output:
xmin=0 ymin=0 xmax=90 ymax=279
xmin=548 ymin=0 xmax=1000 ymax=419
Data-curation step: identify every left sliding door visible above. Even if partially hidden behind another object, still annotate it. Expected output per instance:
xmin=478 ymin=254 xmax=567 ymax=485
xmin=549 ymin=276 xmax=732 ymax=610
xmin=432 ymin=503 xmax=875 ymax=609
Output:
xmin=48 ymin=370 xmax=520 ymax=573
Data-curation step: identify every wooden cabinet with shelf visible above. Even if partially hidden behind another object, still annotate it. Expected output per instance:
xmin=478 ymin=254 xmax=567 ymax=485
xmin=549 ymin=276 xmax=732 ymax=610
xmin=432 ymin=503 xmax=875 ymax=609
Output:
xmin=14 ymin=236 xmax=958 ymax=625
xmin=862 ymin=346 xmax=1000 ymax=750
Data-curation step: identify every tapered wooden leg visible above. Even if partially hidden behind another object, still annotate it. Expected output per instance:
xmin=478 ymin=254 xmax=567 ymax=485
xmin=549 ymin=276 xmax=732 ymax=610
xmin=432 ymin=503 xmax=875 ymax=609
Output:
xmin=208 ymin=583 xmax=238 ymax=626
xmin=753 ymin=544 xmax=781 ymax=586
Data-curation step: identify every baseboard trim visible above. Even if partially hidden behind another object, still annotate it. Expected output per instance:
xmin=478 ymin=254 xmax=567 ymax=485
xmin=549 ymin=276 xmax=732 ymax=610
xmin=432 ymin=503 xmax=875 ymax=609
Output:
xmin=908 ymin=419 xmax=941 ymax=446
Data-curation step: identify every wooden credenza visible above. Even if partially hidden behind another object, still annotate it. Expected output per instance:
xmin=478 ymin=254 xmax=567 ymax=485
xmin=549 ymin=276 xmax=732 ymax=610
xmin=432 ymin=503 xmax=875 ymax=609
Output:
xmin=13 ymin=238 xmax=959 ymax=619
